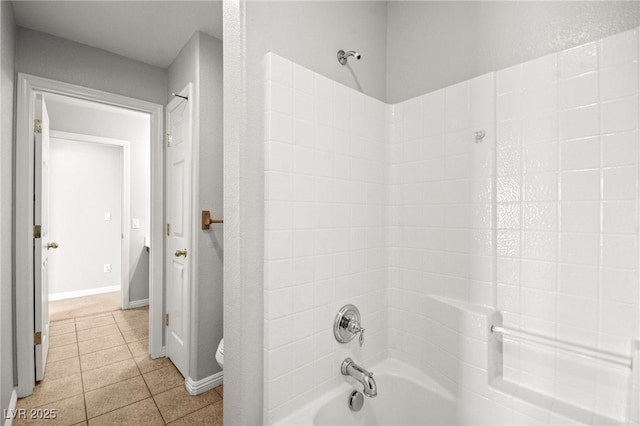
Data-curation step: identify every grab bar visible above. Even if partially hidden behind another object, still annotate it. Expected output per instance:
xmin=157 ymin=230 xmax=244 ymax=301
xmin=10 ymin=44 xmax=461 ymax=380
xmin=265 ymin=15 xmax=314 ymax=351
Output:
xmin=491 ymin=325 xmax=633 ymax=369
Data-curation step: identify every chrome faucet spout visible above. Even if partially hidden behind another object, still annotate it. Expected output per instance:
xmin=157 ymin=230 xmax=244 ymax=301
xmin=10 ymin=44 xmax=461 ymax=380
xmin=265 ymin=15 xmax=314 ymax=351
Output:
xmin=341 ymin=358 xmax=377 ymax=397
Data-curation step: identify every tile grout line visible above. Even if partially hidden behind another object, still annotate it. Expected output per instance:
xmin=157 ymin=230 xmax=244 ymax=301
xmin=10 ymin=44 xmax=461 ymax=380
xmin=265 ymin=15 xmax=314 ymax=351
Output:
xmin=76 ymin=318 xmax=90 ymax=426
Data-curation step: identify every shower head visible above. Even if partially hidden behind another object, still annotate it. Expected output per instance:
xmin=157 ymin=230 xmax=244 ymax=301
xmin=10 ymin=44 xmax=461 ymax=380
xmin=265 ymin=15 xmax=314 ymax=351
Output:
xmin=337 ymin=50 xmax=362 ymax=65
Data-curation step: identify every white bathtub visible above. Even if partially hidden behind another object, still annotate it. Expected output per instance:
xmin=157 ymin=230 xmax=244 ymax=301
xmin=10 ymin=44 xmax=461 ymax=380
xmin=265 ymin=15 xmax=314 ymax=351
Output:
xmin=276 ymin=358 xmax=457 ymax=426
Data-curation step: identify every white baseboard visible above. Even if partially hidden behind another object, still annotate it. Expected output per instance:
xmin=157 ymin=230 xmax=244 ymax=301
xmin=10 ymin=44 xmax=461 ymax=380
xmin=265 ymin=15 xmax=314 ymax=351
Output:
xmin=4 ymin=388 xmax=18 ymax=426
xmin=128 ymin=298 xmax=149 ymax=308
xmin=185 ymin=371 xmax=223 ymax=396
xmin=49 ymin=285 xmax=120 ymax=301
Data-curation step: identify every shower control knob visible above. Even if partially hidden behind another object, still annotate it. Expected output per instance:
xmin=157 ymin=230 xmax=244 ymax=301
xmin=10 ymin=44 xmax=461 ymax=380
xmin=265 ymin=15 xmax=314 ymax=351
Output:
xmin=334 ymin=304 xmax=365 ymax=346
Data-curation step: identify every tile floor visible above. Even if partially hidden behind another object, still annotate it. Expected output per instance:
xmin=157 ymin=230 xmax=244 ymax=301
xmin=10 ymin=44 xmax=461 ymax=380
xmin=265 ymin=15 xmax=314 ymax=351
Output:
xmin=16 ymin=307 xmax=223 ymax=425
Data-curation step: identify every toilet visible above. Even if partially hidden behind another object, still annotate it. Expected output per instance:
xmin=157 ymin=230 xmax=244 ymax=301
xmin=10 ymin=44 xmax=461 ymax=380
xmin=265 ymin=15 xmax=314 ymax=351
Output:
xmin=215 ymin=338 xmax=224 ymax=369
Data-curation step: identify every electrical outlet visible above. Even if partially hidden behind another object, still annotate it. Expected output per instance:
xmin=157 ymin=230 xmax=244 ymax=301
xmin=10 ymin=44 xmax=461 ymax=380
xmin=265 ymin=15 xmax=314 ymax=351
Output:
xmin=104 ymin=264 xmax=111 ymax=273
xmin=132 ymin=218 xmax=140 ymax=229
xmin=104 ymin=212 xmax=112 ymax=221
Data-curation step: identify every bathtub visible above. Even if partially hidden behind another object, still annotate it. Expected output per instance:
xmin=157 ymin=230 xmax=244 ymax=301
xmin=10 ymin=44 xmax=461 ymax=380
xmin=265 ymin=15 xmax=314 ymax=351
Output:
xmin=276 ymin=358 xmax=457 ymax=426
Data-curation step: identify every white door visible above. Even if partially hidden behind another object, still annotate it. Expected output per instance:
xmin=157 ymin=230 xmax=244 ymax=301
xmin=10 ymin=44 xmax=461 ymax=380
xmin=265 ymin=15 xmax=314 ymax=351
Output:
xmin=165 ymin=87 xmax=192 ymax=378
xmin=34 ymin=94 xmax=54 ymax=381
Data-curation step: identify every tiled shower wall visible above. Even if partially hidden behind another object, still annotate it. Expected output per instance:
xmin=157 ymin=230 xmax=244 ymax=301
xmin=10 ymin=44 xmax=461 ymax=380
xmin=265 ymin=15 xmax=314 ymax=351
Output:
xmin=265 ymin=26 xmax=640 ymax=425
xmin=496 ymin=28 xmax=639 ymax=421
xmin=264 ymin=53 xmax=388 ymax=423
xmin=387 ymin=74 xmax=497 ymax=369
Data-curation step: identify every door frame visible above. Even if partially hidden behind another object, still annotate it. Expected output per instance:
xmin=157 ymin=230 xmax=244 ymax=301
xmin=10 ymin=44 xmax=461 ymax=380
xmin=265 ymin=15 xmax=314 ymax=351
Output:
xmin=15 ymin=73 xmax=164 ymax=397
xmin=48 ymin=130 xmax=131 ymax=308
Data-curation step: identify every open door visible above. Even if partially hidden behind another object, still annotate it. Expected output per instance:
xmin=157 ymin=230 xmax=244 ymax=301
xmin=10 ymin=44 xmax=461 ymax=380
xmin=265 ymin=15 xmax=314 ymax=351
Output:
xmin=34 ymin=94 xmax=55 ymax=381
xmin=165 ymin=86 xmax=192 ymax=378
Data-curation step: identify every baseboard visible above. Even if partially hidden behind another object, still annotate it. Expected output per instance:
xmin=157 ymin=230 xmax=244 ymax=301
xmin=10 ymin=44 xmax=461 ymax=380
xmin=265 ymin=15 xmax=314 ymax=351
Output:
xmin=128 ymin=298 xmax=149 ymax=308
xmin=49 ymin=285 xmax=120 ymax=301
xmin=4 ymin=388 xmax=18 ymax=426
xmin=185 ymin=371 xmax=223 ymax=396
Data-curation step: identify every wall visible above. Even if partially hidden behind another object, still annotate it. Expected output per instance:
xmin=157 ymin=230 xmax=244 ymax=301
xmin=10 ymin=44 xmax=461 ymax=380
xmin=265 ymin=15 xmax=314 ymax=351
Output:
xmin=494 ymin=28 xmax=639 ymax=422
xmin=388 ymin=71 xmax=496 ymax=369
xmin=223 ymin=2 xmax=388 ymax=423
xmin=16 ymin=27 xmax=167 ymax=105
xmin=168 ymin=31 xmax=224 ymax=382
xmin=263 ymin=53 xmax=388 ymax=423
xmin=48 ymin=138 xmax=122 ymax=296
xmin=45 ymin=97 xmax=151 ymax=302
xmin=263 ymin=25 xmax=640 ymax=426
xmin=387 ymin=1 xmax=640 ymax=103
xmin=0 ymin=0 xmax=15 ymax=419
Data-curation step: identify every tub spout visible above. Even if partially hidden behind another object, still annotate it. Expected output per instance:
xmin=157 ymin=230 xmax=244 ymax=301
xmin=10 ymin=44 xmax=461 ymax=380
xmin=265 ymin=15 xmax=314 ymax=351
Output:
xmin=341 ymin=358 xmax=377 ymax=397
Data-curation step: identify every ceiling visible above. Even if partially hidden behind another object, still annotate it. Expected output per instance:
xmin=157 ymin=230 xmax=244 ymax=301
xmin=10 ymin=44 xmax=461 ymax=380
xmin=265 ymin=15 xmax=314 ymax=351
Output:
xmin=12 ymin=1 xmax=223 ymax=68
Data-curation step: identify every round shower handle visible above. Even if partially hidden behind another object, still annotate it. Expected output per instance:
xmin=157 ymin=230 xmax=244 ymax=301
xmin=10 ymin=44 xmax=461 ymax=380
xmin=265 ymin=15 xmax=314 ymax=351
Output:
xmin=334 ymin=304 xmax=365 ymax=346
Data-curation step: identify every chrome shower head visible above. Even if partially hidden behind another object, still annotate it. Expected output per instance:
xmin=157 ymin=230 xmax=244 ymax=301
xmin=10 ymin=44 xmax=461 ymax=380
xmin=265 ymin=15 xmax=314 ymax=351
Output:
xmin=337 ymin=50 xmax=362 ymax=65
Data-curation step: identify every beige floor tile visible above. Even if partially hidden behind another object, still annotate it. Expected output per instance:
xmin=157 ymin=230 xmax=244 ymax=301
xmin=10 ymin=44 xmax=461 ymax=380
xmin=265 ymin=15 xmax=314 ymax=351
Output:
xmin=88 ymin=398 xmax=163 ymax=426
xmin=143 ymin=364 xmax=184 ymax=395
xmin=84 ymin=376 xmax=150 ymax=419
xmin=76 ymin=324 xmax=121 ymax=342
xmin=14 ymin=394 xmax=86 ymax=426
xmin=75 ymin=314 xmax=115 ymax=331
xmin=50 ymin=318 xmax=75 ymax=326
xmin=213 ymin=384 xmax=223 ymax=399
xmin=127 ymin=340 xmax=149 ymax=357
xmin=49 ymin=332 xmax=77 ymax=348
xmin=82 ymin=358 xmax=140 ymax=392
xmin=49 ymin=323 xmax=75 ymax=336
xmin=78 ymin=333 xmax=126 ymax=355
xmin=168 ymin=400 xmax=223 ymax=426
xmin=154 ymin=386 xmax=221 ymax=423
xmin=120 ymin=326 xmax=149 ymax=344
xmin=134 ymin=355 xmax=172 ymax=374
xmin=44 ymin=357 xmax=80 ymax=381
xmin=72 ymin=422 xmax=87 ymax=426
xmin=80 ymin=344 xmax=131 ymax=371
xmin=17 ymin=374 xmax=83 ymax=409
xmin=50 ymin=292 xmax=120 ymax=322
xmin=113 ymin=310 xmax=148 ymax=327
xmin=47 ymin=343 xmax=79 ymax=363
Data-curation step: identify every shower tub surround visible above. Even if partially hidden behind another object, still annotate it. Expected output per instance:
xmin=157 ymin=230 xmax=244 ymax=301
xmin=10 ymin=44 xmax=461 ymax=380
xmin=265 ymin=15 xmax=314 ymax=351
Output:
xmin=264 ymin=26 xmax=640 ymax=426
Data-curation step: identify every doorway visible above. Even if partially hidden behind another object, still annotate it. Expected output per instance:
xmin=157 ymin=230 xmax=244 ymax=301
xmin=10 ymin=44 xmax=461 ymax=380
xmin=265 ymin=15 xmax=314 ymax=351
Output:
xmin=15 ymin=74 xmax=164 ymax=397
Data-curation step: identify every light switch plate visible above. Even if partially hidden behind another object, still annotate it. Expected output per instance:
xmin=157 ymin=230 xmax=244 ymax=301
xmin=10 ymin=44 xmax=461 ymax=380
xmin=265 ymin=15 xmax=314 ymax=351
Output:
xmin=104 ymin=212 xmax=112 ymax=221
xmin=104 ymin=264 xmax=111 ymax=273
xmin=132 ymin=218 xmax=140 ymax=229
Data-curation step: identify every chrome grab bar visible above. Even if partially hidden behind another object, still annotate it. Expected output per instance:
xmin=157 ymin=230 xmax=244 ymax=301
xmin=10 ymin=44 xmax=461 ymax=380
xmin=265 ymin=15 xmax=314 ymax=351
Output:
xmin=491 ymin=325 xmax=633 ymax=369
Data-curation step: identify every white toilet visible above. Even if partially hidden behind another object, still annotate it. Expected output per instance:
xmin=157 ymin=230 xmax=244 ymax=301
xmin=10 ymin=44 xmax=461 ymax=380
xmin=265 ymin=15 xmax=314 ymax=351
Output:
xmin=215 ymin=338 xmax=224 ymax=369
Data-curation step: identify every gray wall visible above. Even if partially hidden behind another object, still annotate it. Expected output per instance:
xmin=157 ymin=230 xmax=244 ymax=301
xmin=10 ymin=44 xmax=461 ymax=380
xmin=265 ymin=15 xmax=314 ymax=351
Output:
xmin=16 ymin=27 xmax=167 ymax=105
xmin=1 ymin=0 xmax=16 ymax=417
xmin=46 ymin=99 xmax=151 ymax=302
xmin=387 ymin=1 xmax=640 ymax=103
xmin=168 ymin=31 xmax=224 ymax=381
xmin=49 ymin=139 xmax=122 ymax=295
xmin=223 ymin=1 xmax=388 ymax=424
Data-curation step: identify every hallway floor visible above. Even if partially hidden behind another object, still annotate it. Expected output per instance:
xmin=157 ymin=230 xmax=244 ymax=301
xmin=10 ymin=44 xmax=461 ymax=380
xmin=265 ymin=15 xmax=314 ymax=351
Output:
xmin=16 ymin=306 xmax=223 ymax=425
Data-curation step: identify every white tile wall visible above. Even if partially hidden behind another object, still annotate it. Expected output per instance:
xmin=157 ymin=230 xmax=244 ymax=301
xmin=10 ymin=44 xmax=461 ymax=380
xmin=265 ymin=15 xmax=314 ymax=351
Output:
xmin=496 ymin=28 xmax=640 ymax=422
xmin=387 ymin=73 xmax=497 ymax=374
xmin=264 ymin=53 xmax=389 ymax=424
xmin=265 ymin=26 xmax=640 ymax=426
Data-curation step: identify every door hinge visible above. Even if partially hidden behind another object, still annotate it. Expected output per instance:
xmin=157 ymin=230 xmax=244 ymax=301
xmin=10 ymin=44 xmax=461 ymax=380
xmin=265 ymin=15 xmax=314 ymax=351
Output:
xmin=166 ymin=134 xmax=172 ymax=147
xmin=166 ymin=224 xmax=170 ymax=236
xmin=33 ymin=225 xmax=41 ymax=239
xmin=165 ymin=313 xmax=169 ymax=326
xmin=34 ymin=331 xmax=42 ymax=345
xmin=34 ymin=119 xmax=42 ymax=134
